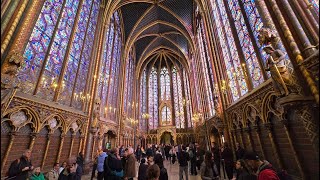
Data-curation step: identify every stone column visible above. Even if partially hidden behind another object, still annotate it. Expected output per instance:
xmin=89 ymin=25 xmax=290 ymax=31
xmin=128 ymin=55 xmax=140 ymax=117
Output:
xmin=278 ymin=0 xmax=316 ymax=56
xmin=281 ymin=120 xmax=306 ymax=179
xmin=28 ymin=132 xmax=38 ymax=151
xmin=56 ymin=134 xmax=65 ymax=163
xmin=264 ymin=122 xmax=283 ymax=169
xmin=1 ymin=131 xmax=17 ymax=174
xmin=84 ymin=128 xmax=97 ymax=173
xmin=267 ymin=0 xmax=319 ymax=104
xmin=69 ymin=134 xmax=76 ymax=158
xmin=244 ymin=127 xmax=253 ymax=151
xmin=253 ymin=125 xmax=265 ymax=159
xmin=41 ymin=133 xmax=52 ymax=169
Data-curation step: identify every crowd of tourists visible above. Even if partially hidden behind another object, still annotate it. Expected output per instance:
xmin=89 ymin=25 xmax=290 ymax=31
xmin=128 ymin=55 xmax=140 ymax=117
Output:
xmin=6 ymin=142 xmax=291 ymax=180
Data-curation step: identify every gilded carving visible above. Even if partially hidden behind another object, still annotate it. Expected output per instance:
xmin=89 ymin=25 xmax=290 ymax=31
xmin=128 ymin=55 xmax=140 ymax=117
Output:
xmin=91 ymin=98 xmax=101 ymax=128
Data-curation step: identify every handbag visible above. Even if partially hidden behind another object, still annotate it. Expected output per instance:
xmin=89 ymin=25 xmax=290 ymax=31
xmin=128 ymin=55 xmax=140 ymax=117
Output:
xmin=112 ymin=170 xmax=124 ymax=177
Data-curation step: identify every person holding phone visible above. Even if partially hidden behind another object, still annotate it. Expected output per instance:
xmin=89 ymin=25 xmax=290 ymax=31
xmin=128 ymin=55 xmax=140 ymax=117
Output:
xmin=58 ymin=157 xmax=83 ymax=180
xmin=7 ymin=149 xmax=34 ymax=180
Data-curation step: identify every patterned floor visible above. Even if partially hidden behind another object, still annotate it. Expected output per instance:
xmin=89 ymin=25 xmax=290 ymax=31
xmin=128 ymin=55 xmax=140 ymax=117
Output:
xmin=82 ymin=159 xmax=229 ymax=180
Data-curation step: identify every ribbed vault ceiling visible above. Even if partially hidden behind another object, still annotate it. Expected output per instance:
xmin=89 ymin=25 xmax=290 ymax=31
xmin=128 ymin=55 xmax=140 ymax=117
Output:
xmin=119 ymin=0 xmax=195 ymax=69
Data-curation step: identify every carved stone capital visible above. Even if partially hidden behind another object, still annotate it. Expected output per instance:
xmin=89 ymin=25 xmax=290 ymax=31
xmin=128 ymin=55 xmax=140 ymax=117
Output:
xmin=264 ymin=122 xmax=272 ymax=131
xmin=281 ymin=120 xmax=289 ymax=128
xmin=243 ymin=127 xmax=250 ymax=133
xmin=252 ymin=125 xmax=259 ymax=132
xmin=30 ymin=132 xmax=38 ymax=139
xmin=60 ymin=134 xmax=65 ymax=139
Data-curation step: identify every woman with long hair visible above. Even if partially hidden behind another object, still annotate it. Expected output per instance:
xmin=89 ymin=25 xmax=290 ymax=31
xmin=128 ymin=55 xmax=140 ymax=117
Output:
xmin=200 ymin=151 xmax=219 ymax=180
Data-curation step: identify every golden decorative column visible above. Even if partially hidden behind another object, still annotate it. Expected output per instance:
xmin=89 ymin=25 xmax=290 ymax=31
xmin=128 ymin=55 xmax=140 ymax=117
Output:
xmin=91 ymin=134 xmax=97 ymax=160
xmin=237 ymin=128 xmax=245 ymax=149
xmin=1 ymin=0 xmax=29 ymax=56
xmin=244 ymin=127 xmax=253 ymax=151
xmin=69 ymin=134 xmax=76 ymax=158
xmin=264 ymin=122 xmax=283 ymax=169
xmin=56 ymin=134 xmax=65 ymax=163
xmin=253 ymin=125 xmax=265 ymax=159
xmin=267 ymin=0 xmax=319 ymax=104
xmin=281 ymin=120 xmax=306 ymax=179
xmin=79 ymin=135 xmax=85 ymax=153
xmin=41 ymin=133 xmax=52 ymax=169
xmin=1 ymin=131 xmax=17 ymax=174
xmin=28 ymin=132 xmax=38 ymax=151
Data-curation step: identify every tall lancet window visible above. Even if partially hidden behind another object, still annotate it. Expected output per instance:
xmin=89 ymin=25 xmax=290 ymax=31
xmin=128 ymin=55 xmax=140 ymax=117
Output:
xmin=19 ymin=0 xmax=101 ymax=108
xmin=160 ymin=67 xmax=170 ymax=100
xmin=183 ymin=70 xmax=193 ymax=128
xmin=226 ymin=0 xmax=264 ymax=87
xmin=197 ymin=20 xmax=215 ymax=117
xmin=148 ymin=67 xmax=158 ymax=130
xmin=173 ymin=67 xmax=185 ymax=129
xmin=139 ymin=69 xmax=147 ymax=131
xmin=210 ymin=0 xmax=247 ymax=100
xmin=161 ymin=106 xmax=172 ymax=126
xmin=124 ymin=49 xmax=135 ymax=120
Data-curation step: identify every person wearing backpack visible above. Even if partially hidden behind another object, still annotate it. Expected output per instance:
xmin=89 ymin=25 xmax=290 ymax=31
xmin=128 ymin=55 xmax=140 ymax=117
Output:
xmin=154 ymin=154 xmax=168 ymax=180
xmin=244 ymin=151 xmax=281 ymax=180
xmin=7 ymin=149 xmax=34 ymax=180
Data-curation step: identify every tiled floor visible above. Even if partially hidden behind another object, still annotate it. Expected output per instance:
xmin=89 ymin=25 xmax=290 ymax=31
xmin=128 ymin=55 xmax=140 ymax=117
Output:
xmin=82 ymin=159 xmax=230 ymax=180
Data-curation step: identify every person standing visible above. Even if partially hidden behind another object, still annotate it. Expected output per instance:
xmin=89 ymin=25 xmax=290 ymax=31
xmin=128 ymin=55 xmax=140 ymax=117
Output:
xmin=136 ymin=145 xmax=142 ymax=162
xmin=97 ymin=148 xmax=108 ymax=180
xmin=58 ymin=157 xmax=83 ymax=180
xmin=8 ymin=149 xmax=34 ymax=180
xmin=244 ymin=151 xmax=281 ymax=180
xmin=211 ymin=142 xmax=221 ymax=176
xmin=76 ymin=152 xmax=84 ymax=169
xmin=221 ymin=142 xmax=234 ymax=180
xmin=47 ymin=163 xmax=60 ymax=180
xmin=178 ymin=145 xmax=190 ymax=180
xmin=195 ymin=143 xmax=205 ymax=171
xmin=232 ymin=159 xmax=257 ymax=180
xmin=124 ymin=147 xmax=137 ymax=180
xmin=235 ymin=142 xmax=245 ymax=160
xmin=154 ymin=154 xmax=168 ymax=180
xmin=104 ymin=147 xmax=123 ymax=180
xmin=146 ymin=164 xmax=160 ymax=180
xmin=138 ymin=158 xmax=148 ymax=180
xmin=189 ymin=144 xmax=197 ymax=175
xmin=200 ymin=151 xmax=219 ymax=180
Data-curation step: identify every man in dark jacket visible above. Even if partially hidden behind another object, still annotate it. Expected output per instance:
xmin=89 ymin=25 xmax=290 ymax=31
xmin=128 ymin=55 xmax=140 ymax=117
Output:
xmin=58 ymin=157 xmax=83 ymax=180
xmin=236 ymin=142 xmax=245 ymax=160
xmin=138 ymin=159 xmax=148 ymax=180
xmin=189 ymin=144 xmax=197 ymax=175
xmin=221 ymin=142 xmax=234 ymax=179
xmin=244 ymin=151 xmax=280 ymax=180
xmin=195 ymin=143 xmax=204 ymax=171
xmin=211 ymin=142 xmax=220 ymax=176
xmin=8 ymin=149 xmax=34 ymax=180
xmin=178 ymin=145 xmax=190 ymax=180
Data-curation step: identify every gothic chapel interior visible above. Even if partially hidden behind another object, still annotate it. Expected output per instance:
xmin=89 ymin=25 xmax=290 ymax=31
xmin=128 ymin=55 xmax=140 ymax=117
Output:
xmin=1 ymin=0 xmax=319 ymax=179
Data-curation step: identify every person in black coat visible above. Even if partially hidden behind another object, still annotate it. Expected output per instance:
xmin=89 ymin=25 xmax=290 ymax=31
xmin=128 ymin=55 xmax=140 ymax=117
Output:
xmin=234 ymin=159 xmax=257 ymax=180
xmin=136 ymin=145 xmax=142 ymax=163
xmin=76 ymin=152 xmax=84 ymax=168
xmin=221 ymin=142 xmax=234 ymax=180
xmin=211 ymin=142 xmax=221 ymax=176
xmin=138 ymin=159 xmax=148 ymax=180
xmin=189 ymin=144 xmax=197 ymax=175
xmin=154 ymin=154 xmax=168 ymax=180
xmin=8 ymin=149 xmax=34 ymax=180
xmin=58 ymin=157 xmax=83 ymax=180
xmin=104 ymin=147 xmax=123 ymax=180
xmin=235 ymin=143 xmax=245 ymax=160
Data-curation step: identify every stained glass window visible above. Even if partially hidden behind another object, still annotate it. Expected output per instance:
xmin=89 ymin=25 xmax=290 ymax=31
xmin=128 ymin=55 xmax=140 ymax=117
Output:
xmin=161 ymin=106 xmax=172 ymax=126
xmin=148 ymin=67 xmax=158 ymax=129
xmin=309 ymin=0 xmax=319 ymax=15
xmin=160 ymin=67 xmax=170 ymax=100
xmin=197 ymin=21 xmax=215 ymax=117
xmin=210 ymin=0 xmax=247 ymax=100
xmin=227 ymin=0 xmax=264 ymax=87
xmin=183 ymin=70 xmax=193 ymax=128
xmin=139 ymin=70 xmax=147 ymax=130
xmin=172 ymin=67 xmax=185 ymax=129
xmin=124 ymin=49 xmax=135 ymax=121
xmin=20 ymin=0 xmax=101 ymax=108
